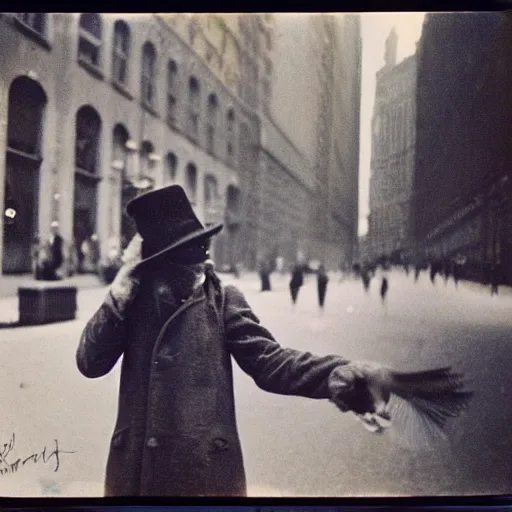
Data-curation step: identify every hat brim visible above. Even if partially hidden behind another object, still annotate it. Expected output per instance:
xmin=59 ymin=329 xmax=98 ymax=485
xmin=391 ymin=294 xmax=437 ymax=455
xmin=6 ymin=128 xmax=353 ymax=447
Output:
xmin=135 ymin=223 xmax=223 ymax=267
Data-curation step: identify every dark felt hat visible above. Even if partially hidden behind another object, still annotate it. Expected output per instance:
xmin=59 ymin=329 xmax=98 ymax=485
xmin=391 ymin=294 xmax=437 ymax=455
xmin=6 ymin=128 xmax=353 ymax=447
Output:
xmin=126 ymin=185 xmax=223 ymax=265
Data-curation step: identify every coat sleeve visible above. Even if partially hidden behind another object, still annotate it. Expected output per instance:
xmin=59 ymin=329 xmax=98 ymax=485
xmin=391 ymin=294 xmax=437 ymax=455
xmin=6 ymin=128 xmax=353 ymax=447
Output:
xmin=76 ymin=291 xmax=128 ymax=378
xmin=223 ymin=285 xmax=349 ymax=399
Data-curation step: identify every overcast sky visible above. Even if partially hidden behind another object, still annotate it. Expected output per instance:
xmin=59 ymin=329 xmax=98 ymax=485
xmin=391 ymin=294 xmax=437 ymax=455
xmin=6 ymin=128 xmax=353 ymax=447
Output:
xmin=358 ymin=12 xmax=426 ymax=236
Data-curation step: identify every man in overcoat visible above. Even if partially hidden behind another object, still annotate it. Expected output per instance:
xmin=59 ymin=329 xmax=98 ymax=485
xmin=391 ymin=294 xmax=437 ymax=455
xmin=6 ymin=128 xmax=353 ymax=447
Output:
xmin=76 ymin=185 xmax=394 ymax=497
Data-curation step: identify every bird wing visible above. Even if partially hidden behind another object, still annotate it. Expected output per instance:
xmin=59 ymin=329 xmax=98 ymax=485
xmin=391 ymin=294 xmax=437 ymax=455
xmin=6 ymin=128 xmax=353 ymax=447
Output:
xmin=385 ymin=367 xmax=474 ymax=448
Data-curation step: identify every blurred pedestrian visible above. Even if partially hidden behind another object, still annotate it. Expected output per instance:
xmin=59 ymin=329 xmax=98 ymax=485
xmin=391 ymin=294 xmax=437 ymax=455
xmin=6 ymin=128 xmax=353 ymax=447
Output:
xmin=289 ymin=262 xmax=304 ymax=307
xmin=380 ymin=277 xmax=389 ymax=304
xmin=31 ymin=235 xmax=40 ymax=278
xmin=259 ymin=260 xmax=271 ymax=291
xmin=90 ymin=233 xmax=101 ymax=273
xmin=429 ymin=263 xmax=436 ymax=284
xmin=361 ymin=269 xmax=371 ymax=292
xmin=452 ymin=261 xmax=460 ymax=288
xmin=49 ymin=221 xmax=64 ymax=280
xmin=317 ymin=264 xmax=329 ymax=311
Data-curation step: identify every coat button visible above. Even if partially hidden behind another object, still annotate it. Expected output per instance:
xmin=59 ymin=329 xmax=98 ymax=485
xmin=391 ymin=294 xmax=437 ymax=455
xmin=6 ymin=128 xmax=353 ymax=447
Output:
xmin=213 ymin=438 xmax=229 ymax=451
xmin=147 ymin=437 xmax=158 ymax=448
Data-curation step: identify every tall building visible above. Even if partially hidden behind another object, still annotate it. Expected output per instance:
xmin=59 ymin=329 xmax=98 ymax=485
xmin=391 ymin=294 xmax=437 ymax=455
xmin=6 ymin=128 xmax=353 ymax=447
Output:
xmin=368 ymin=28 xmax=417 ymax=262
xmin=0 ymin=13 xmax=362 ymax=281
xmin=412 ymin=12 xmax=512 ymax=284
xmin=260 ymin=14 xmax=361 ymax=269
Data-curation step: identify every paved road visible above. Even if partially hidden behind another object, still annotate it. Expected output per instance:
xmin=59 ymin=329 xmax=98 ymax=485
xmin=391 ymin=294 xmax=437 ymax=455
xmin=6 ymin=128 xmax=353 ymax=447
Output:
xmin=0 ymin=270 xmax=511 ymax=497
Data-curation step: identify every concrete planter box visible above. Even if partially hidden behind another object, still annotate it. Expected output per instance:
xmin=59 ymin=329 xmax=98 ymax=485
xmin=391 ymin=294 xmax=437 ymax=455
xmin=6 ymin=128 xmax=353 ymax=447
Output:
xmin=18 ymin=284 xmax=77 ymax=325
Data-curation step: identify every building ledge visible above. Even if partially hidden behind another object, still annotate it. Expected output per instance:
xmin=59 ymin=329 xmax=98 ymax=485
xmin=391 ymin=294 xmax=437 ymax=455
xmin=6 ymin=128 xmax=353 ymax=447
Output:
xmin=13 ymin=17 xmax=51 ymax=51
xmin=112 ymin=80 xmax=134 ymax=101
xmin=78 ymin=58 xmax=105 ymax=81
xmin=141 ymin=101 xmax=159 ymax=118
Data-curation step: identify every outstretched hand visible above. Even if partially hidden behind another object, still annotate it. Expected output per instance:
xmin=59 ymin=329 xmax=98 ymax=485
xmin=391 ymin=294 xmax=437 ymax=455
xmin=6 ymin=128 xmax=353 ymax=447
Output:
xmin=329 ymin=362 xmax=392 ymax=433
xmin=329 ymin=361 xmax=473 ymax=440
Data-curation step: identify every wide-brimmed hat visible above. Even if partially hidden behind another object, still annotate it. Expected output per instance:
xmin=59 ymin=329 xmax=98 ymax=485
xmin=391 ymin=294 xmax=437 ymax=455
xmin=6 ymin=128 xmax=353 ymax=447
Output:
xmin=126 ymin=184 xmax=223 ymax=265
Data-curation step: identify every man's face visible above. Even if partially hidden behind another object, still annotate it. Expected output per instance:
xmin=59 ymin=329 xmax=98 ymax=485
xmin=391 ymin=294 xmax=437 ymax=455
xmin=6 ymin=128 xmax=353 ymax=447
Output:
xmin=168 ymin=239 xmax=211 ymax=266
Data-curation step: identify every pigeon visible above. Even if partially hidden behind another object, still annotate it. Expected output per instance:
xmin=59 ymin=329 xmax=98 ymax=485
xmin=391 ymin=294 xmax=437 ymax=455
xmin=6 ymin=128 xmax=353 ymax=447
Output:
xmin=329 ymin=361 xmax=474 ymax=448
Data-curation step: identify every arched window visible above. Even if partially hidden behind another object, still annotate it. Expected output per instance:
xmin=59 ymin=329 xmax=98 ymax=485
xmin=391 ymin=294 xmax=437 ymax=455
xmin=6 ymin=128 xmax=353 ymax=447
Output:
xmin=167 ymin=60 xmax=178 ymax=126
xmin=3 ymin=77 xmax=47 ymax=274
xmin=112 ymin=20 xmax=130 ymax=85
xmin=75 ymin=106 xmax=101 ymax=173
xmin=112 ymin=124 xmax=129 ymax=172
xmin=78 ymin=13 xmax=102 ymax=68
xmin=166 ymin=152 xmax=178 ymax=183
xmin=188 ymin=76 xmax=201 ymax=137
xmin=206 ymin=93 xmax=218 ymax=155
xmin=140 ymin=140 xmax=155 ymax=187
xmin=204 ymin=174 xmax=218 ymax=210
xmin=225 ymin=184 xmax=241 ymax=227
xmin=74 ymin=105 xmax=102 ymax=271
xmin=186 ymin=163 xmax=197 ymax=203
xmin=141 ymin=42 xmax=156 ymax=107
xmin=226 ymin=108 xmax=235 ymax=160
xmin=16 ymin=13 xmax=48 ymax=36
xmin=7 ymin=76 xmax=47 ymax=155
xmin=112 ymin=125 xmax=138 ymax=248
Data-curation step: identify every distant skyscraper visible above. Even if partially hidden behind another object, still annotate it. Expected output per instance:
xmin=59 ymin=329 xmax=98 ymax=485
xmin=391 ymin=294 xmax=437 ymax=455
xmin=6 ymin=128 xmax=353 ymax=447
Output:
xmin=368 ymin=29 xmax=417 ymax=261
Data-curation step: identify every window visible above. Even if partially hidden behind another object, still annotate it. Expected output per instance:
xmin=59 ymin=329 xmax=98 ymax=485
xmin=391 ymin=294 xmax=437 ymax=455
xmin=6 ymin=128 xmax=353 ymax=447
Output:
xmin=16 ymin=13 xmax=47 ymax=36
xmin=167 ymin=61 xmax=178 ymax=125
xmin=112 ymin=124 xmax=129 ymax=172
xmin=112 ymin=20 xmax=130 ymax=85
xmin=204 ymin=175 xmax=218 ymax=210
xmin=188 ymin=76 xmax=200 ymax=137
xmin=141 ymin=42 xmax=156 ymax=107
xmin=206 ymin=94 xmax=218 ymax=155
xmin=140 ymin=140 xmax=155 ymax=186
xmin=75 ymin=106 xmax=101 ymax=173
xmin=78 ymin=13 xmax=102 ymax=68
xmin=186 ymin=163 xmax=197 ymax=203
xmin=166 ymin=153 xmax=178 ymax=183
xmin=7 ymin=76 xmax=47 ymax=155
xmin=226 ymin=108 xmax=235 ymax=159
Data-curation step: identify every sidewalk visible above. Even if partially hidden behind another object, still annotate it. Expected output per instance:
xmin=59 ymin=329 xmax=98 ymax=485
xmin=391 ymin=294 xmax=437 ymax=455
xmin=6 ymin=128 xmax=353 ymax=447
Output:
xmin=0 ymin=274 xmax=106 ymax=325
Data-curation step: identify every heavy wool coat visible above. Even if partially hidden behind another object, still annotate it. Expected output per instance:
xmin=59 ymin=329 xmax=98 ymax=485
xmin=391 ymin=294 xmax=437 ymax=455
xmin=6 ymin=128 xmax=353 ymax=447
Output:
xmin=76 ymin=269 xmax=350 ymax=497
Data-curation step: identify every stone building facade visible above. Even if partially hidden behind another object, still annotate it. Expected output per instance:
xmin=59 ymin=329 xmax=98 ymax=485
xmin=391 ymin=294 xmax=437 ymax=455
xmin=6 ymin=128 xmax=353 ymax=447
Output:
xmin=368 ymin=29 xmax=416 ymax=261
xmin=262 ymin=14 xmax=362 ymax=269
xmin=412 ymin=12 xmax=512 ymax=284
xmin=0 ymin=12 xmax=362 ymax=280
xmin=0 ymin=12 xmax=256 ymax=275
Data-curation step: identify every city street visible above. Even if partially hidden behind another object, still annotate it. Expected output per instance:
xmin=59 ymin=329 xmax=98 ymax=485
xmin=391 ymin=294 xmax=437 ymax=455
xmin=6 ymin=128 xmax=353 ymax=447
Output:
xmin=0 ymin=270 xmax=511 ymax=497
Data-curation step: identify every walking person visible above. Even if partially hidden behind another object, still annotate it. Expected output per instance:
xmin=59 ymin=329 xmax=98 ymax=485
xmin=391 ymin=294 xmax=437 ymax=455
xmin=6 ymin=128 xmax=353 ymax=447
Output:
xmin=289 ymin=262 xmax=304 ymax=308
xmin=49 ymin=221 xmax=64 ymax=280
xmin=76 ymin=185 xmax=473 ymax=497
xmin=259 ymin=259 xmax=272 ymax=292
xmin=380 ymin=276 xmax=389 ymax=316
xmin=361 ymin=268 xmax=371 ymax=293
xmin=317 ymin=264 xmax=329 ymax=312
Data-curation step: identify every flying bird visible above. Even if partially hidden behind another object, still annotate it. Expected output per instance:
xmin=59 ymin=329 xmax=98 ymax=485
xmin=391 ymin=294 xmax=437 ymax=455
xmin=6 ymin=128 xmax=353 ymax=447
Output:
xmin=329 ymin=362 xmax=474 ymax=448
